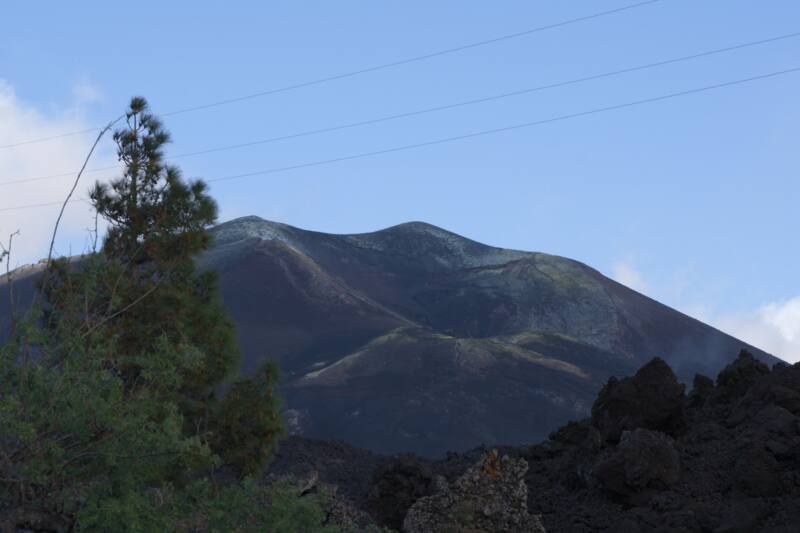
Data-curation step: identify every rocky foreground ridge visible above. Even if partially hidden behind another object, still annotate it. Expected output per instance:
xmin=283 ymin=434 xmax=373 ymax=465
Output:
xmin=265 ymin=351 xmax=800 ymax=532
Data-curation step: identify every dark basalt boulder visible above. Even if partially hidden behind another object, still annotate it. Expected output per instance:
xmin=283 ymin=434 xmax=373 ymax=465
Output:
xmin=591 ymin=357 xmax=686 ymax=443
xmin=733 ymin=445 xmax=785 ymax=497
xmin=593 ymin=428 xmax=681 ymax=505
xmin=734 ymin=365 xmax=800 ymax=418
xmin=365 ymin=456 xmax=436 ymax=531
xmin=712 ymin=349 xmax=770 ymax=404
xmin=713 ymin=498 xmax=770 ymax=533
xmin=687 ymin=373 xmax=714 ymax=408
xmin=548 ymin=419 xmax=603 ymax=454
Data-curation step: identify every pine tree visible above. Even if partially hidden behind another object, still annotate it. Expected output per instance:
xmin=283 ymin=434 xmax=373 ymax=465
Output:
xmin=0 ymin=96 xmax=344 ymax=531
xmin=48 ymin=96 xmax=283 ymax=472
xmin=85 ymin=98 xmax=229 ymax=406
xmin=92 ymin=96 xmax=216 ymax=267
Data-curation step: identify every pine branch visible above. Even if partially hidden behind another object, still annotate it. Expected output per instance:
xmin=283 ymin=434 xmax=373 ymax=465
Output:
xmin=81 ymin=282 xmax=159 ymax=339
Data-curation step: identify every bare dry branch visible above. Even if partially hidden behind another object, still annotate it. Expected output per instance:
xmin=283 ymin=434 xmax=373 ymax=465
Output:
xmin=1 ymin=230 xmax=21 ymax=337
xmin=37 ymin=115 xmax=123 ymax=305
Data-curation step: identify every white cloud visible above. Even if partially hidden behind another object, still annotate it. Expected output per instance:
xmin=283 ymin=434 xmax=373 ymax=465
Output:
xmin=72 ymin=78 xmax=104 ymax=105
xmin=0 ymin=80 xmax=115 ymax=270
xmin=611 ymin=256 xmax=647 ymax=293
xmin=609 ymin=255 xmax=799 ymax=364
xmin=714 ymin=298 xmax=800 ymax=364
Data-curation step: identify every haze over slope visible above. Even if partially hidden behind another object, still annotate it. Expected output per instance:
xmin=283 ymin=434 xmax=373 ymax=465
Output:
xmin=0 ymin=216 xmax=777 ymax=456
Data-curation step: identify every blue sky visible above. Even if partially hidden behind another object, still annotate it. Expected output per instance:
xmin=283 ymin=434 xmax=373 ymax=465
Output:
xmin=1 ymin=0 xmax=798 ymax=360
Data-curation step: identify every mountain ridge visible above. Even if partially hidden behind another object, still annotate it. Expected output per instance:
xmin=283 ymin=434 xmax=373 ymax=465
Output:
xmin=0 ymin=216 xmax=779 ymax=456
xmin=196 ymin=216 xmax=776 ymax=454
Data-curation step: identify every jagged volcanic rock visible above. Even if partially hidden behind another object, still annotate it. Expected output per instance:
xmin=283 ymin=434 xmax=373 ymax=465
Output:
xmin=263 ymin=351 xmax=800 ymax=532
xmin=402 ymin=449 xmax=546 ymax=533
xmin=593 ymin=428 xmax=681 ymax=505
xmin=591 ymin=357 xmax=686 ymax=443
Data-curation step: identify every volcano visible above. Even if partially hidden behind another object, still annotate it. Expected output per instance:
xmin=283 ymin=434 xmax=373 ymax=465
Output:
xmin=0 ymin=216 xmax=777 ymax=456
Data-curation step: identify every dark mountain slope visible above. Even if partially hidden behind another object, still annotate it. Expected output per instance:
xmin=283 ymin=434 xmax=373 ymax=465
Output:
xmin=0 ymin=216 xmax=778 ymax=456
xmin=206 ymin=236 xmax=411 ymax=376
xmin=285 ymin=326 xmax=596 ymax=455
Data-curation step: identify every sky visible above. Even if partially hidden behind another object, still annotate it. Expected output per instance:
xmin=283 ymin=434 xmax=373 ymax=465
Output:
xmin=0 ymin=0 xmax=798 ymax=361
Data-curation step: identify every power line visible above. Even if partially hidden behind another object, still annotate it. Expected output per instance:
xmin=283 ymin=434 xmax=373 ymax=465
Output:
xmin=3 ymin=64 xmax=797 ymax=215
xmin=0 ymin=198 xmax=96 ymax=214
xmin=0 ymin=200 xmax=76 ymax=213
xmin=158 ymin=0 xmax=660 ymax=117
xmin=0 ymin=164 xmax=120 ymax=187
xmin=203 ymin=67 xmax=800 ymax=183
xmin=0 ymin=127 xmax=102 ymax=150
xmin=0 ymin=0 xmax=660 ymax=150
xmin=4 ymin=29 xmax=798 ymax=188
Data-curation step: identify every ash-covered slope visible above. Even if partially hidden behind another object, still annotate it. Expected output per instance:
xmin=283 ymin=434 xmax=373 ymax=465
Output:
xmin=0 ymin=216 xmax=778 ymax=456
